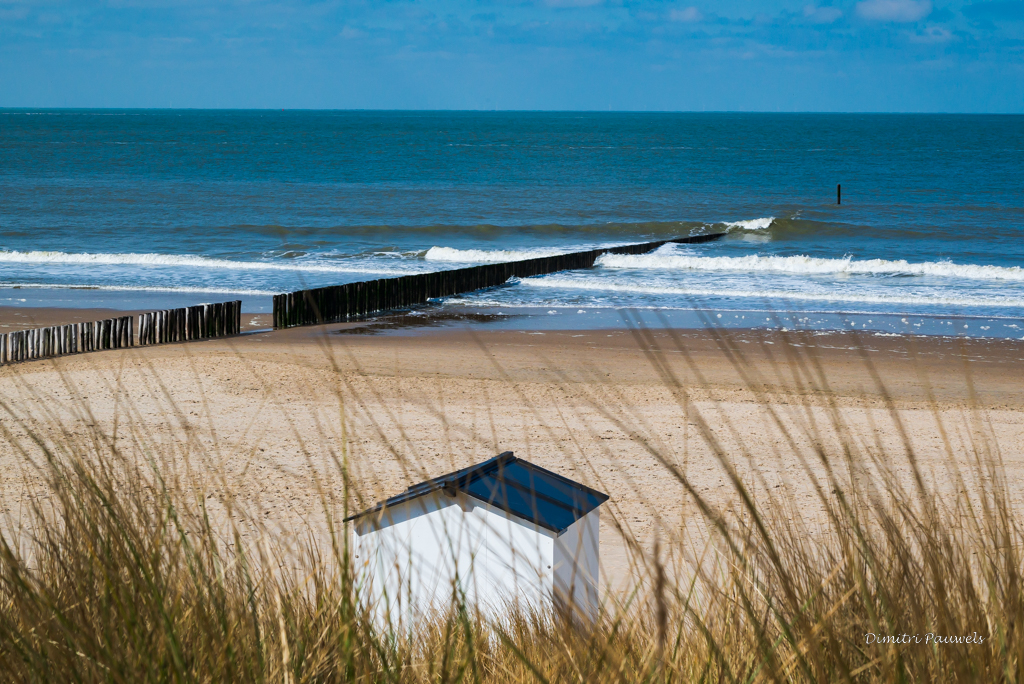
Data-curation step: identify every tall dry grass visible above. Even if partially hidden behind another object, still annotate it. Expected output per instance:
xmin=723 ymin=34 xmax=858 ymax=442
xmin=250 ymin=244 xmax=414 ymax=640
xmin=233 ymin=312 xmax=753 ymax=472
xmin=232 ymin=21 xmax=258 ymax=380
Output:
xmin=0 ymin=322 xmax=1021 ymax=682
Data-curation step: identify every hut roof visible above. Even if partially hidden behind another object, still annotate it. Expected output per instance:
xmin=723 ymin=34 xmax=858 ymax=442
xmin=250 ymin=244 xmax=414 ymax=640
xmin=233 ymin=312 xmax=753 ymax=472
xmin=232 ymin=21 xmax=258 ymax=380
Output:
xmin=345 ymin=452 xmax=609 ymax=534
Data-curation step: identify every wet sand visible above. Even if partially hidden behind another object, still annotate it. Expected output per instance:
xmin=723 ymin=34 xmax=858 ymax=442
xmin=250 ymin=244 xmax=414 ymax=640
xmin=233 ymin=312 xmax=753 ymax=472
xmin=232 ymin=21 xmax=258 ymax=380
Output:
xmin=1 ymin=307 xmax=1023 ymax=594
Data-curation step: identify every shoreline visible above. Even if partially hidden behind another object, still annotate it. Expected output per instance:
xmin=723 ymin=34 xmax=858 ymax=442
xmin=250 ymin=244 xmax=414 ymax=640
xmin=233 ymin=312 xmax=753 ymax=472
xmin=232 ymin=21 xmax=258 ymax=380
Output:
xmin=2 ymin=300 xmax=1023 ymax=341
xmin=4 ymin=307 xmax=1021 ymax=407
xmin=0 ymin=287 xmax=273 ymax=314
xmin=3 ymin=304 xmax=1023 ymax=410
xmin=0 ymin=306 xmax=274 ymax=333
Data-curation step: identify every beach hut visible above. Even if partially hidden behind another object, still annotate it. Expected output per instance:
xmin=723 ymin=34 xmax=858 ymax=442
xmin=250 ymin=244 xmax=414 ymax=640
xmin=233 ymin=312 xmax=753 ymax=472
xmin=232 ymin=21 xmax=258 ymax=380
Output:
xmin=347 ymin=451 xmax=609 ymax=627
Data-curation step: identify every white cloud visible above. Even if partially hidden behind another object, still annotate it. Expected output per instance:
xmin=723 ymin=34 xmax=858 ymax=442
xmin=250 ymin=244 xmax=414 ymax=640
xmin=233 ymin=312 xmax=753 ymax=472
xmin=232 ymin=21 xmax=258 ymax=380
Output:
xmin=856 ymin=0 xmax=931 ymax=22
xmin=803 ymin=4 xmax=843 ymax=23
xmin=669 ymin=6 xmax=703 ymax=22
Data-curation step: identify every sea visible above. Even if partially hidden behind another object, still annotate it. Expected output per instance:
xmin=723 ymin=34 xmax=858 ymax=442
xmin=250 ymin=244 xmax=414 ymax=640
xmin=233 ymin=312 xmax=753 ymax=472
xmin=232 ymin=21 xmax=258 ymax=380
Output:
xmin=2 ymin=110 xmax=1022 ymax=338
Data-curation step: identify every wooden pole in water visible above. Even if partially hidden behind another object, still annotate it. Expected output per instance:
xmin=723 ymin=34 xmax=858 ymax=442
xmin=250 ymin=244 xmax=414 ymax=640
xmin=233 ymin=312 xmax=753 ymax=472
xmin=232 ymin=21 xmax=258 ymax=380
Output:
xmin=837 ymin=184 xmax=841 ymax=205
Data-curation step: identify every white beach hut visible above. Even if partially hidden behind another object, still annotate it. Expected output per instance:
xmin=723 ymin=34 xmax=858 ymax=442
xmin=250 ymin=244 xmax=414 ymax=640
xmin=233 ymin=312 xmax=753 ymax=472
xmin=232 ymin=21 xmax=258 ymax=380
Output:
xmin=347 ymin=451 xmax=609 ymax=628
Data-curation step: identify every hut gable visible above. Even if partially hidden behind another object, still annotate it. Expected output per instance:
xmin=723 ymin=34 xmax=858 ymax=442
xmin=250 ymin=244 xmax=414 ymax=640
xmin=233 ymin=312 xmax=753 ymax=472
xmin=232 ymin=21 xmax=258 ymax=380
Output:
xmin=346 ymin=451 xmax=608 ymax=533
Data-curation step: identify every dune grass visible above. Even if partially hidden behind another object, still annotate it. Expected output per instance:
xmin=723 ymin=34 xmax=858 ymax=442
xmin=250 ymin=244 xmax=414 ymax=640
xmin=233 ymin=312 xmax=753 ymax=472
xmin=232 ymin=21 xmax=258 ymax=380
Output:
xmin=0 ymin=324 xmax=1020 ymax=682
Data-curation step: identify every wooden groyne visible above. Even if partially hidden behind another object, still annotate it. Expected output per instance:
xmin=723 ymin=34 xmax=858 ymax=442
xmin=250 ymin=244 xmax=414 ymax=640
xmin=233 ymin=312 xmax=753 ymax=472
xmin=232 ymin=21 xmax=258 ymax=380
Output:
xmin=138 ymin=301 xmax=241 ymax=346
xmin=0 ymin=315 xmax=134 ymax=364
xmin=0 ymin=300 xmax=242 ymax=366
xmin=272 ymin=232 xmax=725 ymax=329
xmin=0 ymin=232 xmax=721 ymax=362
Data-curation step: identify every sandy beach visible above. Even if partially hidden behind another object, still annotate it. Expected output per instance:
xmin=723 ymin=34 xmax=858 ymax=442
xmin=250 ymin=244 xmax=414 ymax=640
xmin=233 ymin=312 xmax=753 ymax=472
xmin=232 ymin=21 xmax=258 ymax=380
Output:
xmin=2 ymin=308 xmax=1023 ymax=594
xmin=5 ymin=23 xmax=1023 ymax=679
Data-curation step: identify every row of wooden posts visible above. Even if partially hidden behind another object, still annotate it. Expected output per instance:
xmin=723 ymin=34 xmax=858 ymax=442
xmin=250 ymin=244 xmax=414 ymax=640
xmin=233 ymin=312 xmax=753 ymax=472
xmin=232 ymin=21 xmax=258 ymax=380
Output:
xmin=138 ymin=301 xmax=242 ymax=345
xmin=0 ymin=301 xmax=242 ymax=366
xmin=0 ymin=316 xmax=135 ymax=364
xmin=272 ymin=233 xmax=725 ymax=329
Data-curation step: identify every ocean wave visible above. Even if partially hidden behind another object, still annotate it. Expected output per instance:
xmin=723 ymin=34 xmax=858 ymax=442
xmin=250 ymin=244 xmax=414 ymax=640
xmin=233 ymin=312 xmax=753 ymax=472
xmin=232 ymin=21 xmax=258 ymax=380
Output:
xmin=0 ymin=250 xmax=420 ymax=275
xmin=721 ymin=217 xmax=775 ymax=231
xmin=244 ymin=221 xmax=713 ymax=240
xmin=424 ymin=246 xmax=571 ymax=262
xmin=0 ymin=282 xmax=276 ymax=295
xmin=596 ymin=251 xmax=1024 ymax=282
xmin=519 ymin=277 xmax=1024 ymax=308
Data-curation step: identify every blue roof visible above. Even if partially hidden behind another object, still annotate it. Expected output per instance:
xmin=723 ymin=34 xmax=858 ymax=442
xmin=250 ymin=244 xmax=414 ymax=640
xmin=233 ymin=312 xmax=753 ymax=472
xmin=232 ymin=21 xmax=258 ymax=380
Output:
xmin=345 ymin=452 xmax=609 ymax=534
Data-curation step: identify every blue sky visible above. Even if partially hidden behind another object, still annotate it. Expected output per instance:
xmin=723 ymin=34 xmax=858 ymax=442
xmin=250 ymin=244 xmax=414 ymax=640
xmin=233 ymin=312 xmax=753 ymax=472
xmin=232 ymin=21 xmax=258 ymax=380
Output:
xmin=1 ymin=0 xmax=1022 ymax=111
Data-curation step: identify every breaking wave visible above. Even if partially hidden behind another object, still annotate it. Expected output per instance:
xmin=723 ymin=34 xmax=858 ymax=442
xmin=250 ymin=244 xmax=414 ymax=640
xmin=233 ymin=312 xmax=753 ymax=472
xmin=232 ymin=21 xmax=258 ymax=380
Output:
xmin=721 ymin=217 xmax=775 ymax=231
xmin=0 ymin=250 xmax=420 ymax=275
xmin=424 ymin=246 xmax=572 ymax=262
xmin=519 ymin=277 xmax=1024 ymax=309
xmin=596 ymin=251 xmax=1024 ymax=282
xmin=0 ymin=282 xmax=276 ymax=295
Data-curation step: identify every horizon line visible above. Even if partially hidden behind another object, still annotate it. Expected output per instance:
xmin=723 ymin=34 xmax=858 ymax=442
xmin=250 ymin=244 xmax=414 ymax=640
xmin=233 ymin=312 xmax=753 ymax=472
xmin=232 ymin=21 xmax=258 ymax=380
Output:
xmin=2 ymin=107 xmax=1022 ymax=115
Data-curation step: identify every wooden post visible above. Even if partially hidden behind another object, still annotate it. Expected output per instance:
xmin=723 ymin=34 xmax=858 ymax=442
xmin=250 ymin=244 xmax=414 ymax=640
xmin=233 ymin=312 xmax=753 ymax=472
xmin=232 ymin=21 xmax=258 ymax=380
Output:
xmin=837 ymin=184 xmax=841 ymax=205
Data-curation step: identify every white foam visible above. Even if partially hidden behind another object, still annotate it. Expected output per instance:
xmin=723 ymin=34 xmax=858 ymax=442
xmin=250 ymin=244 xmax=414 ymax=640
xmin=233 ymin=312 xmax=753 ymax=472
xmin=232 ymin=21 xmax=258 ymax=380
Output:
xmin=597 ymin=251 xmax=1024 ymax=282
xmin=424 ymin=246 xmax=568 ymax=263
xmin=520 ymin=277 xmax=1024 ymax=308
xmin=0 ymin=282 xmax=276 ymax=295
xmin=0 ymin=250 xmax=419 ymax=275
xmin=722 ymin=217 xmax=775 ymax=231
